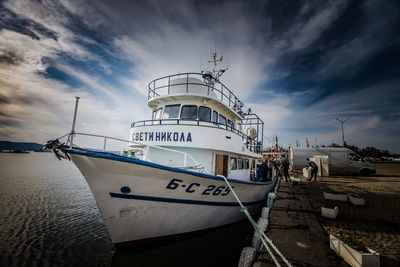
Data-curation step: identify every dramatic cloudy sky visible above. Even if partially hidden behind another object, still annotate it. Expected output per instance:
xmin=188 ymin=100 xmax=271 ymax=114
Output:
xmin=0 ymin=0 xmax=399 ymax=152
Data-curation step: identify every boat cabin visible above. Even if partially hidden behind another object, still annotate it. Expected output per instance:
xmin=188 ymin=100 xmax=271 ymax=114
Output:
xmin=130 ymin=72 xmax=264 ymax=182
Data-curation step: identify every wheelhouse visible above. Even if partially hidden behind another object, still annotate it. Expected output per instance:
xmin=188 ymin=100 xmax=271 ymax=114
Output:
xmin=130 ymin=72 xmax=265 ymax=181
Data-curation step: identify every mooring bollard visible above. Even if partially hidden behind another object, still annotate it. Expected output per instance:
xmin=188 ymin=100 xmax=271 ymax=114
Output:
xmin=252 ymin=217 xmax=269 ymax=250
xmin=238 ymin=247 xmax=257 ymax=267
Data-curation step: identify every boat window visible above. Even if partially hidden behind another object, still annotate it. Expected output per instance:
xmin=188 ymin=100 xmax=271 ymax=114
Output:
xmin=238 ymin=158 xmax=244 ymax=169
xmin=154 ymin=108 xmax=163 ymax=120
xmin=228 ymin=120 xmax=234 ymax=130
xmin=219 ymin=114 xmax=226 ymax=127
xmin=244 ymin=159 xmax=249 ymax=169
xmin=198 ymin=106 xmax=211 ymax=122
xmin=181 ymin=105 xmax=198 ymax=119
xmin=230 ymin=157 xmax=237 ymax=170
xmin=212 ymin=111 xmax=218 ymax=124
xmin=163 ymin=104 xmax=180 ymax=119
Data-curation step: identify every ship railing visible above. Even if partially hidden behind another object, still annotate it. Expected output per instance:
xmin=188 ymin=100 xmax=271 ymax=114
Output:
xmin=147 ymin=73 xmax=245 ymax=114
xmin=131 ymin=118 xmax=263 ymax=153
xmin=60 ymin=132 xmax=203 ymax=170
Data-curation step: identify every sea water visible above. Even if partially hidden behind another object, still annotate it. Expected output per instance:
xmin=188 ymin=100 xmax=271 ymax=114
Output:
xmin=0 ymin=153 xmax=253 ymax=267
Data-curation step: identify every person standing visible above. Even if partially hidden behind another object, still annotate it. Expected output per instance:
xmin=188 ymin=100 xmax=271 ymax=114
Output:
xmin=306 ymin=158 xmax=318 ymax=181
xmin=267 ymin=158 xmax=273 ymax=179
xmin=261 ymin=159 xmax=269 ymax=182
xmin=280 ymin=154 xmax=290 ymax=182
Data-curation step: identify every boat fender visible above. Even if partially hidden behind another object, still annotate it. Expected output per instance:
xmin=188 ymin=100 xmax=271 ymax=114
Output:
xmin=252 ymin=217 xmax=269 ymax=250
xmin=238 ymin=247 xmax=257 ymax=267
xmin=267 ymin=192 xmax=276 ymax=208
xmin=261 ymin=207 xmax=270 ymax=219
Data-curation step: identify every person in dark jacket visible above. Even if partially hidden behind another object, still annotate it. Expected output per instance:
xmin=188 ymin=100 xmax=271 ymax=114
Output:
xmin=267 ymin=159 xmax=273 ymax=179
xmin=280 ymin=155 xmax=290 ymax=182
xmin=306 ymin=158 xmax=318 ymax=181
xmin=261 ymin=160 xmax=269 ymax=182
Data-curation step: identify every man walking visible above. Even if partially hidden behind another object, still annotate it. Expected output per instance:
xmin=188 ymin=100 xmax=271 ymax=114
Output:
xmin=280 ymin=155 xmax=290 ymax=182
xmin=306 ymin=158 xmax=318 ymax=181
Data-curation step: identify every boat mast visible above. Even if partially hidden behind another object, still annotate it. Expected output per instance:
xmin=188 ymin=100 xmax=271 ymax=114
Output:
xmin=208 ymin=50 xmax=228 ymax=80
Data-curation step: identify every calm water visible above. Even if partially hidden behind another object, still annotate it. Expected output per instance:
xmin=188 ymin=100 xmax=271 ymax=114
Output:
xmin=0 ymin=153 xmax=254 ymax=267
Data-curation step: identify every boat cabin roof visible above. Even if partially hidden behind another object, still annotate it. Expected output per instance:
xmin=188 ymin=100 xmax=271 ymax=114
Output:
xmin=147 ymin=73 xmax=245 ymax=120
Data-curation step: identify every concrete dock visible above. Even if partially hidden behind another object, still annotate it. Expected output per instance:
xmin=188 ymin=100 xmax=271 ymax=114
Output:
xmin=252 ymin=162 xmax=400 ymax=266
xmin=253 ymin=180 xmax=347 ymax=267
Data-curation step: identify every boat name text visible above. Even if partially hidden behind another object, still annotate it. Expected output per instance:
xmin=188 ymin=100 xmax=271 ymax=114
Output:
xmin=132 ymin=132 xmax=192 ymax=142
xmin=166 ymin=178 xmax=233 ymax=196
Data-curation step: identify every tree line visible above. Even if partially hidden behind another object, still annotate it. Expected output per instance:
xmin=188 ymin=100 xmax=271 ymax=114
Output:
xmin=321 ymin=143 xmax=398 ymax=158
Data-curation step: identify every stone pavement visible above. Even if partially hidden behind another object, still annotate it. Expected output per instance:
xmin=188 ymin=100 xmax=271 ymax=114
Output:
xmin=311 ymin=175 xmax=400 ymax=267
xmin=253 ymin=179 xmax=348 ymax=267
xmin=253 ymin=167 xmax=400 ymax=267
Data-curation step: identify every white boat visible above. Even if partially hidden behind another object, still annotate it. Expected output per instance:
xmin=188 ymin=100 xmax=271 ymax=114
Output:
xmin=47 ymin=52 xmax=276 ymax=247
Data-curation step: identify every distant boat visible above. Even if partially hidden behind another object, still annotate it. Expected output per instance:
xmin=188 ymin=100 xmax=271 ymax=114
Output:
xmin=46 ymin=51 xmax=276 ymax=246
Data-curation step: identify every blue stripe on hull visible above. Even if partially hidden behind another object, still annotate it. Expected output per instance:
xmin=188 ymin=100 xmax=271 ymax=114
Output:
xmin=66 ymin=147 xmax=275 ymax=186
xmin=110 ymin=192 xmax=265 ymax=206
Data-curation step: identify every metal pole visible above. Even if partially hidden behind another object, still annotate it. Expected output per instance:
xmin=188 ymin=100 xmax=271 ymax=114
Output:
xmin=70 ymin=96 xmax=80 ymax=149
xmin=103 ymin=137 xmax=107 ymax=151
xmin=336 ymin=117 xmax=350 ymax=146
xmin=341 ymin=123 xmax=344 ymax=145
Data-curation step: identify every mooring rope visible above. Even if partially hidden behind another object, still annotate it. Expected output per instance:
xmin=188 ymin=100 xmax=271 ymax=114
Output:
xmin=220 ymin=176 xmax=292 ymax=267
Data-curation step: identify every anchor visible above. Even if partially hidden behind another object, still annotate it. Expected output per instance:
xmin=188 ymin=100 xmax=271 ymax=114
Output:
xmin=43 ymin=139 xmax=71 ymax=161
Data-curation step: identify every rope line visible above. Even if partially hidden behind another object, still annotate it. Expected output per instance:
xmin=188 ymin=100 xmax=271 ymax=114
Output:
xmin=220 ymin=176 xmax=292 ymax=267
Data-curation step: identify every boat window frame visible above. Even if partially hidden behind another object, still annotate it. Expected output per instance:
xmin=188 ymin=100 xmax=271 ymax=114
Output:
xmin=238 ymin=158 xmax=244 ymax=169
xmin=227 ymin=119 xmax=234 ymax=131
xmin=180 ymin=105 xmax=198 ymax=120
xmin=163 ymin=104 xmax=181 ymax=119
xmin=212 ymin=110 xmax=218 ymax=124
xmin=154 ymin=107 xmax=163 ymax=120
xmin=244 ymin=159 xmax=249 ymax=169
xmin=198 ymin=106 xmax=212 ymax=122
xmin=230 ymin=157 xmax=237 ymax=170
xmin=219 ymin=114 xmax=227 ymax=127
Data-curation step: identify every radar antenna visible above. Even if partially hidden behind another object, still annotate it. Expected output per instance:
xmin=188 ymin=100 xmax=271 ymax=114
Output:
xmin=201 ymin=50 xmax=228 ymax=86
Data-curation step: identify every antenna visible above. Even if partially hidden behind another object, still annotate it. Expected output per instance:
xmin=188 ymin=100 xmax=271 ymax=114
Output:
xmin=204 ymin=48 xmax=228 ymax=81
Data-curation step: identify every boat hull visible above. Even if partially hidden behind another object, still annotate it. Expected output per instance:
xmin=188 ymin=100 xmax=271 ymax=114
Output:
xmin=67 ymin=149 xmax=275 ymax=245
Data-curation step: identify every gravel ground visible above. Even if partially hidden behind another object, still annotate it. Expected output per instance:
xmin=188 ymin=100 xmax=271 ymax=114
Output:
xmin=303 ymin=162 xmax=400 ymax=267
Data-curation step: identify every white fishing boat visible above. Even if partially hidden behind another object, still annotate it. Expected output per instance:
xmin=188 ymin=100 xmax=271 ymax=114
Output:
xmin=46 ymin=52 xmax=276 ymax=247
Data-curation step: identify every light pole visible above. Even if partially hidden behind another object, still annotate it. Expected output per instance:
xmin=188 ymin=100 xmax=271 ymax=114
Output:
xmin=336 ymin=117 xmax=350 ymax=146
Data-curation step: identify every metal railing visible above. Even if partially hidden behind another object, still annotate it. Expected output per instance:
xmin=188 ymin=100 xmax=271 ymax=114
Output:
xmin=61 ymin=132 xmax=202 ymax=169
xmin=130 ymin=118 xmax=263 ymax=153
xmin=146 ymin=73 xmax=265 ymax=150
xmin=148 ymin=73 xmax=244 ymax=114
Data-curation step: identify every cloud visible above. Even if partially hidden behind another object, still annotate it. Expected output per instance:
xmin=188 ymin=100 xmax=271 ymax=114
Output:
xmin=253 ymin=77 xmax=400 ymax=152
xmin=0 ymin=0 xmax=398 ymax=154
xmin=287 ymin=1 xmax=349 ymax=51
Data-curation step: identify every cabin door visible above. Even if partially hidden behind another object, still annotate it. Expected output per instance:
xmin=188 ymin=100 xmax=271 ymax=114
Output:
xmin=215 ymin=154 xmax=228 ymax=177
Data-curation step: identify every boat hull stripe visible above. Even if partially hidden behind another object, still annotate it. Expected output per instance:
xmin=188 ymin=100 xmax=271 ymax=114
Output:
xmin=109 ymin=192 xmax=265 ymax=206
xmin=66 ymin=148 xmax=273 ymax=185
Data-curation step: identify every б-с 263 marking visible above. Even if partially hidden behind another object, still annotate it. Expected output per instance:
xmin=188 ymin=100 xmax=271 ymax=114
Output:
xmin=166 ymin=178 xmax=233 ymax=196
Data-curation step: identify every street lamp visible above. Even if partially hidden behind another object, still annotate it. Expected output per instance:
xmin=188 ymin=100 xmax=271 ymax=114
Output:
xmin=336 ymin=117 xmax=350 ymax=146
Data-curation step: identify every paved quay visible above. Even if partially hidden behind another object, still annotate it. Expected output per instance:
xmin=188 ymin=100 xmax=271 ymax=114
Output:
xmin=253 ymin=179 xmax=347 ymax=267
xmin=253 ymin=162 xmax=400 ymax=267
